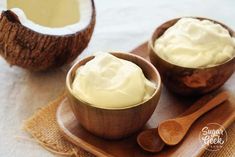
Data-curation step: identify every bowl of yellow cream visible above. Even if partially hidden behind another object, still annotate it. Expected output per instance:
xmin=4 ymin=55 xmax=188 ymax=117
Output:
xmin=149 ymin=17 xmax=235 ymax=96
xmin=66 ymin=52 xmax=161 ymax=139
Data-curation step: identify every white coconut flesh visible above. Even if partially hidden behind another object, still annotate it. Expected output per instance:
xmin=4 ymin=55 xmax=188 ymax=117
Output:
xmin=0 ymin=0 xmax=93 ymax=35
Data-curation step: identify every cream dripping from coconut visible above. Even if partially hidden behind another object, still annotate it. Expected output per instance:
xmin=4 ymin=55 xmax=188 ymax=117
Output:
xmin=71 ymin=53 xmax=156 ymax=109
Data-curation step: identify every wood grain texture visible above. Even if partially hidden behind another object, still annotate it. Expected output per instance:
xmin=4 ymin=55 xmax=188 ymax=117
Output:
xmin=0 ymin=0 xmax=96 ymax=71
xmin=158 ymin=91 xmax=229 ymax=146
xmin=66 ymin=52 xmax=161 ymax=139
xmin=57 ymin=43 xmax=235 ymax=157
xmin=149 ymin=17 xmax=235 ymax=96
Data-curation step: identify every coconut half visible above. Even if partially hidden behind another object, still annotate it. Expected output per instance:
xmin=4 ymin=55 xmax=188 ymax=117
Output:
xmin=0 ymin=0 xmax=95 ymax=71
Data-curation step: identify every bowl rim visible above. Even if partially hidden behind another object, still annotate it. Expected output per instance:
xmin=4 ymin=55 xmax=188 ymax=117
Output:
xmin=149 ymin=16 xmax=235 ymax=70
xmin=66 ymin=52 xmax=162 ymax=110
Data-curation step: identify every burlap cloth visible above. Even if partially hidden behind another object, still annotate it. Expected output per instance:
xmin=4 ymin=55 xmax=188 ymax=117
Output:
xmin=23 ymin=93 xmax=235 ymax=157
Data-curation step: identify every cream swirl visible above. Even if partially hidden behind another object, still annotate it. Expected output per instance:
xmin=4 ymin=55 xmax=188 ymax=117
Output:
xmin=154 ymin=18 xmax=235 ymax=68
xmin=72 ymin=53 xmax=156 ymax=108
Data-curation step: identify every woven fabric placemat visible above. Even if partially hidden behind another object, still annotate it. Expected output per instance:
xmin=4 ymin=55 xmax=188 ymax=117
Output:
xmin=23 ymin=93 xmax=235 ymax=157
xmin=23 ymin=93 xmax=93 ymax=157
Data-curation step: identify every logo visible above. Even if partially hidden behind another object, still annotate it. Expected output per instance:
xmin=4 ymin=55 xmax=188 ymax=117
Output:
xmin=199 ymin=123 xmax=227 ymax=151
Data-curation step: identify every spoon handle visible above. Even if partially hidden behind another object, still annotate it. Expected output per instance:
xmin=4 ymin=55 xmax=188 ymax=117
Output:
xmin=184 ymin=91 xmax=229 ymax=124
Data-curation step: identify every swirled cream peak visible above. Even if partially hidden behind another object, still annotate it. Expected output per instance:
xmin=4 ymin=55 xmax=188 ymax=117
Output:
xmin=154 ymin=18 xmax=235 ymax=68
xmin=71 ymin=53 xmax=156 ymax=108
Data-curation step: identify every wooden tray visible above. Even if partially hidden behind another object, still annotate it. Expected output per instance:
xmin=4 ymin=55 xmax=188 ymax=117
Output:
xmin=56 ymin=43 xmax=235 ymax=157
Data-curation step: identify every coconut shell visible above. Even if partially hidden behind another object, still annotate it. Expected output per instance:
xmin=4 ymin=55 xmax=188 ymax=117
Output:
xmin=0 ymin=0 xmax=96 ymax=71
xmin=149 ymin=17 xmax=235 ymax=96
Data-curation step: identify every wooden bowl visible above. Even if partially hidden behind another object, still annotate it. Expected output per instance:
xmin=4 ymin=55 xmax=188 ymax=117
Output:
xmin=66 ymin=52 xmax=162 ymax=139
xmin=149 ymin=17 xmax=235 ymax=96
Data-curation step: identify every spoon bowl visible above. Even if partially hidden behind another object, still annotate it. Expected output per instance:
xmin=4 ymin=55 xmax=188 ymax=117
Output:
xmin=158 ymin=120 xmax=184 ymax=145
xmin=137 ymin=128 xmax=165 ymax=153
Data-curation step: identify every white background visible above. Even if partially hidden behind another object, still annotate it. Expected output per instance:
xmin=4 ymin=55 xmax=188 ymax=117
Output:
xmin=0 ymin=0 xmax=235 ymax=156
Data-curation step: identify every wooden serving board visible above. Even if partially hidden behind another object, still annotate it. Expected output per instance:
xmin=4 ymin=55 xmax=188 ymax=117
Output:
xmin=56 ymin=42 xmax=235 ymax=157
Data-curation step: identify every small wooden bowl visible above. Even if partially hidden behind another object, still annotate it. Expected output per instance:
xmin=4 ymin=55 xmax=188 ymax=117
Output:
xmin=149 ymin=17 xmax=235 ymax=96
xmin=66 ymin=52 xmax=161 ymax=139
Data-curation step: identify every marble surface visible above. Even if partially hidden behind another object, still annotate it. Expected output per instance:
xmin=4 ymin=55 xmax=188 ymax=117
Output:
xmin=0 ymin=0 xmax=235 ymax=156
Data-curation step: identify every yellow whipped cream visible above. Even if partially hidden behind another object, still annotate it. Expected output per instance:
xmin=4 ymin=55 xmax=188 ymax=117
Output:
xmin=72 ymin=53 xmax=156 ymax=109
xmin=154 ymin=18 xmax=235 ymax=68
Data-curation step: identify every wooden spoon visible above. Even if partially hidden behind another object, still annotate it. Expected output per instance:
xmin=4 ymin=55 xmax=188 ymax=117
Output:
xmin=137 ymin=91 xmax=229 ymax=152
xmin=158 ymin=91 xmax=229 ymax=146
xmin=137 ymin=128 xmax=165 ymax=153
